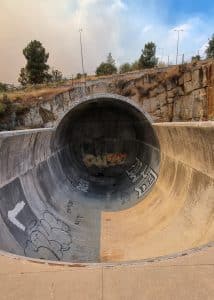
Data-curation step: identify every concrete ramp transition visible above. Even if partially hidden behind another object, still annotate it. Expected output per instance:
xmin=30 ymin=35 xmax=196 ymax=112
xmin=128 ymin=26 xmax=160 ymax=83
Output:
xmin=0 ymin=93 xmax=213 ymax=299
xmin=0 ymin=93 xmax=213 ymax=262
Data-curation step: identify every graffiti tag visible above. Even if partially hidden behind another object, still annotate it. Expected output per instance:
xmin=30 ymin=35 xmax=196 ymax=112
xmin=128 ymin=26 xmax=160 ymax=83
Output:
xmin=8 ymin=201 xmax=26 ymax=231
xmin=83 ymin=153 xmax=127 ymax=168
xmin=135 ymin=169 xmax=157 ymax=198
xmin=126 ymin=158 xmax=158 ymax=198
xmin=24 ymin=211 xmax=72 ymax=261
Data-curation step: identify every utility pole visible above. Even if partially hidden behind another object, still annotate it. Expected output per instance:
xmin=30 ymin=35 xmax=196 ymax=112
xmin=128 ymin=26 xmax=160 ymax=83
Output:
xmin=182 ymin=53 xmax=185 ymax=64
xmin=79 ymin=28 xmax=86 ymax=93
xmin=174 ymin=29 xmax=184 ymax=65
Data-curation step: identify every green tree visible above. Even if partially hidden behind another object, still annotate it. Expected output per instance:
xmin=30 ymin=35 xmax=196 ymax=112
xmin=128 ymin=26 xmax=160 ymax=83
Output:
xmin=119 ymin=63 xmax=131 ymax=74
xmin=18 ymin=67 xmax=29 ymax=86
xmin=139 ymin=42 xmax=158 ymax=69
xmin=96 ymin=53 xmax=117 ymax=76
xmin=19 ymin=40 xmax=50 ymax=84
xmin=206 ymin=35 xmax=214 ymax=59
xmin=96 ymin=62 xmax=117 ymax=76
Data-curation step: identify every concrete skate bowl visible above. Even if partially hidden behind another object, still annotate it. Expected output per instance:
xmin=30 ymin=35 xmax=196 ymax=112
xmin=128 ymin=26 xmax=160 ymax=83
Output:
xmin=0 ymin=93 xmax=213 ymax=267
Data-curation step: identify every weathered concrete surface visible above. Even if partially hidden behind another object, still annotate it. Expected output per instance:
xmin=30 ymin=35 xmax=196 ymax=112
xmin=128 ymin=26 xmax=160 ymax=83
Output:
xmin=0 ymin=93 xmax=213 ymax=299
xmin=0 ymin=243 xmax=213 ymax=299
xmin=101 ymin=122 xmax=214 ymax=261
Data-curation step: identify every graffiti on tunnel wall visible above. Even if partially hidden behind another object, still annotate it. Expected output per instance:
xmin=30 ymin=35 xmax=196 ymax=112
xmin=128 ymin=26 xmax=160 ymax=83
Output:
xmin=83 ymin=153 xmax=127 ymax=168
xmin=126 ymin=158 xmax=157 ymax=198
xmin=24 ymin=211 xmax=72 ymax=261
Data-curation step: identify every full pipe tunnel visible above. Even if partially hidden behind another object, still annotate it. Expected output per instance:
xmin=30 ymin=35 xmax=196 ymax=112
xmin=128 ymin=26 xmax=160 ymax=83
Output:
xmin=0 ymin=93 xmax=213 ymax=263
xmin=52 ymin=94 xmax=160 ymax=210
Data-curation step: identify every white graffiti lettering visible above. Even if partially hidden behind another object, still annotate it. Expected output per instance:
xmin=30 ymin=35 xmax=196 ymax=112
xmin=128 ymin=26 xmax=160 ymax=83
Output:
xmin=135 ymin=168 xmax=158 ymax=198
xmin=8 ymin=201 xmax=26 ymax=231
xmin=126 ymin=158 xmax=148 ymax=183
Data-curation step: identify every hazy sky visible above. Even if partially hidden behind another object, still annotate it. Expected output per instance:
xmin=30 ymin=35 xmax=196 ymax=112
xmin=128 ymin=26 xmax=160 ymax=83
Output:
xmin=0 ymin=0 xmax=214 ymax=83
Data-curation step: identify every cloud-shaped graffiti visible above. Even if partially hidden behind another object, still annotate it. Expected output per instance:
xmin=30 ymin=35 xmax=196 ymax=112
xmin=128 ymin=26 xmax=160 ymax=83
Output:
xmin=24 ymin=211 xmax=72 ymax=261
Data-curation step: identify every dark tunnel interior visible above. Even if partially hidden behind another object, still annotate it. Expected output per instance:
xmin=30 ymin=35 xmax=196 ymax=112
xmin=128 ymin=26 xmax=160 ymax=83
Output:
xmin=52 ymin=95 xmax=160 ymax=210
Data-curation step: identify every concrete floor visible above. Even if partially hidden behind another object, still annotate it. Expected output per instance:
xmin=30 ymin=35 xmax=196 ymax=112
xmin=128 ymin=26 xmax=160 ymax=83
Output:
xmin=0 ymin=244 xmax=213 ymax=300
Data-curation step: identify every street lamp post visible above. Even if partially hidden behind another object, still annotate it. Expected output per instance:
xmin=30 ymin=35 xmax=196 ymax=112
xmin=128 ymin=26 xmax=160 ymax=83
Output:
xmin=79 ymin=28 xmax=86 ymax=92
xmin=174 ymin=29 xmax=184 ymax=65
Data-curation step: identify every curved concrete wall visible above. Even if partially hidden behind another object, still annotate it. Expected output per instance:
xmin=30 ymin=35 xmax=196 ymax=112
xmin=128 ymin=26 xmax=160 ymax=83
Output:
xmin=0 ymin=94 xmax=213 ymax=266
xmin=101 ymin=122 xmax=214 ymax=261
xmin=0 ymin=94 xmax=160 ymax=262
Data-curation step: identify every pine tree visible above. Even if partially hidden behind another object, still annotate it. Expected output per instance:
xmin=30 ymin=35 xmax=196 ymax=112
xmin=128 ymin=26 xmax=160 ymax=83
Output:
xmin=139 ymin=42 xmax=158 ymax=69
xmin=19 ymin=40 xmax=50 ymax=84
xmin=18 ymin=68 xmax=29 ymax=86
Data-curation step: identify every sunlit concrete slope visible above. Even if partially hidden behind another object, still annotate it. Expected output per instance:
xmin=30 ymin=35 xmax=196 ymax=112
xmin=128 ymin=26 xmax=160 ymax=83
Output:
xmin=101 ymin=122 xmax=214 ymax=261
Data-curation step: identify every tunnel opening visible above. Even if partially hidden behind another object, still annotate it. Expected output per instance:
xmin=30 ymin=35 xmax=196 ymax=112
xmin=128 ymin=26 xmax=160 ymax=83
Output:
xmin=52 ymin=94 xmax=160 ymax=210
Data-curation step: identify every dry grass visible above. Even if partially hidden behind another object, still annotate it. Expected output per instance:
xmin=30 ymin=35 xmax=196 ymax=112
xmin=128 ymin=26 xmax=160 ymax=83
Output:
xmin=0 ymin=72 xmax=138 ymax=105
xmin=0 ymin=73 xmax=112 ymax=105
xmin=0 ymin=85 xmax=73 ymax=104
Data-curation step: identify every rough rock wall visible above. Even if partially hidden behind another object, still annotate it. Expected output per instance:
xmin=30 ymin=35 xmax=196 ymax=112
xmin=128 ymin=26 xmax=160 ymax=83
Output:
xmin=2 ymin=61 xmax=214 ymax=130
xmin=117 ymin=62 xmax=214 ymax=122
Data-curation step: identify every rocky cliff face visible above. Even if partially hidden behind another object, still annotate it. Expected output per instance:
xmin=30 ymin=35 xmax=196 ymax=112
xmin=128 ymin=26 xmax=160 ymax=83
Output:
xmin=117 ymin=61 xmax=214 ymax=122
xmin=1 ymin=60 xmax=214 ymax=130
